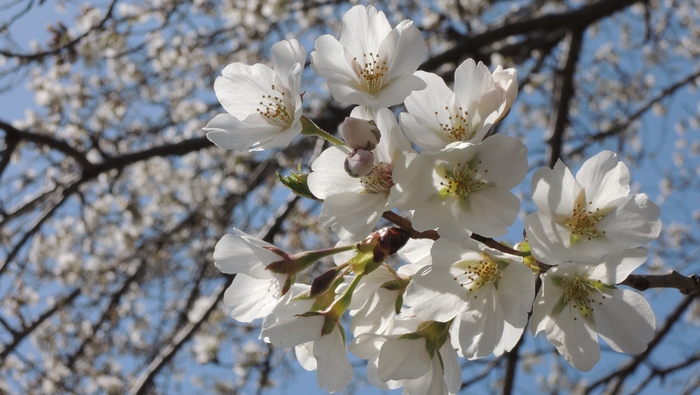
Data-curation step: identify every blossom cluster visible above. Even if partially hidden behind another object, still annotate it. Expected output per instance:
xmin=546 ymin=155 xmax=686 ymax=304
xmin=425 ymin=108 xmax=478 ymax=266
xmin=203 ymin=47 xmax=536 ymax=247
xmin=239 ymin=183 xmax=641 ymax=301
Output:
xmin=205 ymin=5 xmax=662 ymax=393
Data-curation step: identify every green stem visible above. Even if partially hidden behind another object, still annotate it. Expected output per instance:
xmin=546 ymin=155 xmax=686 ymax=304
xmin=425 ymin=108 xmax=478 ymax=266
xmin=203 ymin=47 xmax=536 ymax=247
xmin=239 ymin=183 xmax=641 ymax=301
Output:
xmin=300 ymin=115 xmax=347 ymax=146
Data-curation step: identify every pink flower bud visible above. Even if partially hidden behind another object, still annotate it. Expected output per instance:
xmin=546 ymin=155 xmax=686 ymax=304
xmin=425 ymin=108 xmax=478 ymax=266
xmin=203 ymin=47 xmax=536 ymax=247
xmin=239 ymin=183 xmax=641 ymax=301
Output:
xmin=344 ymin=149 xmax=374 ymax=177
xmin=340 ymin=117 xmax=381 ymax=150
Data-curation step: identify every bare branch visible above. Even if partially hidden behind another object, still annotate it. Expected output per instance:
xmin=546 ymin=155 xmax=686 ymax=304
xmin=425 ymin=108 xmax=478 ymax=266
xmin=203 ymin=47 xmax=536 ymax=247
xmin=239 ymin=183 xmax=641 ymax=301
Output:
xmin=546 ymin=28 xmax=584 ymax=168
xmin=620 ymin=271 xmax=700 ymax=295
xmin=0 ymin=287 xmax=81 ymax=365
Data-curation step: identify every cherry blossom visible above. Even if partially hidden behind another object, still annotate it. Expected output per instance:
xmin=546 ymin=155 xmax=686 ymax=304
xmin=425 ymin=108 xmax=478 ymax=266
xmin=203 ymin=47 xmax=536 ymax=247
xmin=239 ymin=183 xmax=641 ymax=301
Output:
xmin=529 ymin=249 xmax=656 ymax=371
xmin=310 ymin=5 xmax=427 ymax=108
xmin=525 ymin=151 xmax=662 ymax=264
xmin=400 ymin=60 xmax=518 ymax=150
xmin=204 ymin=39 xmax=305 ymax=151
xmin=405 ymin=238 xmax=535 ymax=359
xmin=307 ymin=106 xmax=411 ymax=242
xmin=392 ymin=134 xmax=527 ymax=241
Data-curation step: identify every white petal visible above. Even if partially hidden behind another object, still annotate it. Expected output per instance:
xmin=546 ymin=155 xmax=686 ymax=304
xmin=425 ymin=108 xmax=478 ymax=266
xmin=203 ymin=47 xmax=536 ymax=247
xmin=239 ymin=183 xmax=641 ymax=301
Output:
xmin=405 ymin=266 xmax=467 ymax=321
xmin=531 ymin=159 xmax=580 ymax=216
xmin=295 ymin=343 xmax=317 ymax=371
xmin=530 ymin=274 xmax=564 ymax=336
xmin=212 ymin=232 xmax=279 ymax=276
xmin=456 ymin=287 xmax=504 ymax=359
xmin=545 ymin=307 xmax=600 ymax=372
xmin=318 ymin=191 xmax=387 ymax=242
xmin=496 ymin=260 xmax=536 ymax=329
xmin=204 ymin=113 xmax=280 ymax=152
xmin=271 ymin=39 xmax=306 ymax=81
xmin=493 ymin=321 xmax=524 ymax=356
xmin=382 ymin=20 xmax=427 ymax=80
xmin=439 ymin=342 xmax=462 ymax=395
xmin=377 ymin=338 xmax=432 ymax=381
xmin=313 ymin=326 xmax=354 ymax=393
xmin=216 ymin=63 xmax=277 ymax=119
xmin=339 ymin=5 xmax=391 ymax=57
xmin=310 ymin=35 xmax=357 ymax=84
xmin=594 ymin=288 xmax=655 ymax=353
xmin=477 ymin=134 xmax=528 ymax=190
xmin=307 ymin=146 xmax=362 ymax=199
xmin=459 ymin=185 xmax=520 ymax=237
xmin=575 ymin=151 xmax=630 ymax=206
xmin=224 ymin=274 xmax=280 ymax=322
xmin=588 ymin=248 xmax=648 ymax=284
xmin=262 ymin=315 xmax=324 ymax=349
xmin=599 ymin=194 xmax=662 ymax=246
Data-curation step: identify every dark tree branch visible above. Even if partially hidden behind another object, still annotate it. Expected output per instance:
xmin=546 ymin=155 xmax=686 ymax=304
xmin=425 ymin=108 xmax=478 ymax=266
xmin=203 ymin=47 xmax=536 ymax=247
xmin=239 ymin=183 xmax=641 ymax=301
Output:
xmin=546 ymin=28 xmax=584 ymax=168
xmin=0 ymin=287 xmax=81 ymax=365
xmin=0 ymin=0 xmax=118 ymax=61
xmin=502 ymin=335 xmax=524 ymax=395
xmin=422 ymin=0 xmax=641 ymax=72
xmin=0 ymin=120 xmax=92 ymax=168
xmin=620 ymin=271 xmax=700 ymax=295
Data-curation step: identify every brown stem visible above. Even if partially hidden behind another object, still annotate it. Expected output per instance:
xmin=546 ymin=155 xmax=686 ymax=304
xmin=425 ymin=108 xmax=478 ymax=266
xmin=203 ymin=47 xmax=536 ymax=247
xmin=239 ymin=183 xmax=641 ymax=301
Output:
xmin=381 ymin=211 xmax=525 ymax=256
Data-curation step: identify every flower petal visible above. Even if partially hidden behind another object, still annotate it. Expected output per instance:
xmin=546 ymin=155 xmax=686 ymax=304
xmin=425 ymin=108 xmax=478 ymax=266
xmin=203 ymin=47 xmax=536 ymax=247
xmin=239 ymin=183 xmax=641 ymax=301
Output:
xmin=594 ymin=288 xmax=655 ymax=354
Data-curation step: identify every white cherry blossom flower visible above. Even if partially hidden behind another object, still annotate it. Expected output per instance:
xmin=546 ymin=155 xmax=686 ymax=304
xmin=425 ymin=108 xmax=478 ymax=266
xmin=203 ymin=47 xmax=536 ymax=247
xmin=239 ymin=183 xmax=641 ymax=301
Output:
xmin=405 ymin=238 xmax=535 ymax=359
xmin=307 ymin=106 xmax=411 ymax=242
xmin=204 ymin=39 xmax=305 ymax=151
xmin=392 ymin=134 xmax=527 ymax=241
xmin=348 ymin=265 xmax=405 ymax=335
xmin=261 ymin=288 xmax=354 ymax=394
xmin=213 ymin=229 xmax=288 ymax=321
xmin=310 ymin=5 xmax=427 ymax=108
xmin=350 ymin=317 xmax=461 ymax=395
xmin=529 ymin=249 xmax=656 ymax=372
xmin=525 ymin=151 xmax=662 ymax=264
xmin=400 ymin=60 xmax=518 ymax=150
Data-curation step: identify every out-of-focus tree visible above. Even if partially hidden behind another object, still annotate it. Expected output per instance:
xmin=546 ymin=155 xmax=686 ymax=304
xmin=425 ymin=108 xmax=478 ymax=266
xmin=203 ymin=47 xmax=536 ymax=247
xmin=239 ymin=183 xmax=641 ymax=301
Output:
xmin=0 ymin=0 xmax=698 ymax=394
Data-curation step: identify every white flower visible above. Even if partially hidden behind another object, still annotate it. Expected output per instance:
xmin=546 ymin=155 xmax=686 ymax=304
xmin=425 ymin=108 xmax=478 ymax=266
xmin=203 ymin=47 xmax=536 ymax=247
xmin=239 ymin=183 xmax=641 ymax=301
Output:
xmin=213 ymin=229 xmax=287 ymax=321
xmin=350 ymin=320 xmax=461 ymax=395
xmin=307 ymin=106 xmax=411 ymax=242
xmin=392 ymin=134 xmax=528 ymax=241
xmin=310 ymin=5 xmax=427 ymax=108
xmin=529 ymin=249 xmax=656 ymax=372
xmin=400 ymin=60 xmax=518 ymax=150
xmin=204 ymin=39 xmax=305 ymax=151
xmin=263 ymin=312 xmax=353 ymax=393
xmin=348 ymin=265 xmax=405 ymax=335
xmin=405 ymin=238 xmax=535 ymax=359
xmin=525 ymin=151 xmax=662 ymax=264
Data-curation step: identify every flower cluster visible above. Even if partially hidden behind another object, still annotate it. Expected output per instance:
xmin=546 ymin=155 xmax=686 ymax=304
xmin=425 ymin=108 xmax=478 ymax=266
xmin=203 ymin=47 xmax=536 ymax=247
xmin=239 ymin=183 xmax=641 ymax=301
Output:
xmin=206 ymin=5 xmax=662 ymax=393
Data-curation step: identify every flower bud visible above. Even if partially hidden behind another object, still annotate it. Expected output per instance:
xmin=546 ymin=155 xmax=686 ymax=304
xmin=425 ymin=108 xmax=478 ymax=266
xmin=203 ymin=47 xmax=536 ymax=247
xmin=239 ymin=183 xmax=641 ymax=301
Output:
xmin=344 ymin=149 xmax=374 ymax=177
xmin=340 ymin=117 xmax=380 ymax=150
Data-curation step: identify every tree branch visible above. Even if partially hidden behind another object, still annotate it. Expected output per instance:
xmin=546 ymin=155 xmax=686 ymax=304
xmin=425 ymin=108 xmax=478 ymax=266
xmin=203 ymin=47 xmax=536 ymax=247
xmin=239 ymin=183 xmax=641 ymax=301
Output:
xmin=620 ymin=271 xmax=700 ymax=295
xmin=546 ymin=28 xmax=584 ymax=168
xmin=0 ymin=287 xmax=81 ymax=365
xmin=422 ymin=0 xmax=641 ymax=72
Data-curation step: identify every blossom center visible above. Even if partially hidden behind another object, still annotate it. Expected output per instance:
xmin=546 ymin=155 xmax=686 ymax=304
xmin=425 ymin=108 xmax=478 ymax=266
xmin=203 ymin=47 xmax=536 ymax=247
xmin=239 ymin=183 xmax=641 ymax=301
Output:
xmin=352 ymin=53 xmax=389 ymax=94
xmin=567 ymin=200 xmax=607 ymax=242
xmin=360 ymin=162 xmax=394 ymax=193
xmin=439 ymin=160 xmax=487 ymax=200
xmin=557 ymin=277 xmax=606 ymax=321
xmin=452 ymin=256 xmax=502 ymax=295
xmin=435 ymin=106 xmax=471 ymax=142
xmin=257 ymin=84 xmax=293 ymax=127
